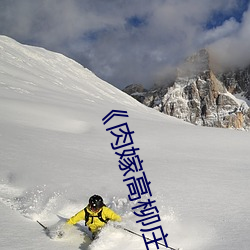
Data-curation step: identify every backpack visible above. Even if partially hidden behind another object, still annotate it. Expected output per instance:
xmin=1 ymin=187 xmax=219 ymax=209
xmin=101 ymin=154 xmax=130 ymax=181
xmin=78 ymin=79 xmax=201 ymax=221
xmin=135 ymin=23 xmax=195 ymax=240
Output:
xmin=84 ymin=206 xmax=109 ymax=226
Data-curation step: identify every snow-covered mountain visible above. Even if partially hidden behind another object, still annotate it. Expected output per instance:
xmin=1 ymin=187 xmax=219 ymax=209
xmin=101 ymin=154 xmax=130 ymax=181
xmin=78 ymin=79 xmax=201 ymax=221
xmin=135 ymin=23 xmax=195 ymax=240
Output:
xmin=0 ymin=36 xmax=250 ymax=250
xmin=123 ymin=49 xmax=250 ymax=130
xmin=217 ymin=65 xmax=250 ymax=100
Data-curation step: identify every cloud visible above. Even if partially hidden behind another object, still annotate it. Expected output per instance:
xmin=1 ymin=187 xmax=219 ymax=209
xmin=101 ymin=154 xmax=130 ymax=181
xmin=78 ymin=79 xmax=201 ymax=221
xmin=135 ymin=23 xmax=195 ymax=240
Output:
xmin=0 ymin=0 xmax=249 ymax=89
xmin=208 ymin=4 xmax=250 ymax=69
xmin=200 ymin=18 xmax=240 ymax=45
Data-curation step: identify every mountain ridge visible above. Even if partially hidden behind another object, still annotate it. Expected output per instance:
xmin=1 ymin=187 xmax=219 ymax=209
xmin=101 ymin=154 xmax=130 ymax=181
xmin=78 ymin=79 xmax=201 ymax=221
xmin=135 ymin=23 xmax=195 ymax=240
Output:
xmin=123 ymin=49 xmax=250 ymax=130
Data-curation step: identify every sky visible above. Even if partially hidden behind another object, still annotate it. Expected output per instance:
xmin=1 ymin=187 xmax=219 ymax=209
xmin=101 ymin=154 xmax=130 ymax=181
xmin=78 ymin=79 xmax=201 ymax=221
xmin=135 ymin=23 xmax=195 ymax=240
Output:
xmin=0 ymin=0 xmax=249 ymax=89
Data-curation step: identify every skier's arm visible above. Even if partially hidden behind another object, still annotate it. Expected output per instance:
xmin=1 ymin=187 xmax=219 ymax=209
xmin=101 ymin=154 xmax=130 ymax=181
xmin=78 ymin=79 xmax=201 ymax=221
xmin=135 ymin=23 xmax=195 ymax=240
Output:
xmin=67 ymin=209 xmax=85 ymax=225
xmin=104 ymin=207 xmax=122 ymax=222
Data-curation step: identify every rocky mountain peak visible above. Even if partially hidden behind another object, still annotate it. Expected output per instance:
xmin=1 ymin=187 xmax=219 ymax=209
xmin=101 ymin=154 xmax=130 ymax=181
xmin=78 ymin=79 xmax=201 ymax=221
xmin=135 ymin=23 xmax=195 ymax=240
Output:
xmin=177 ymin=48 xmax=210 ymax=78
xmin=123 ymin=49 xmax=250 ymax=130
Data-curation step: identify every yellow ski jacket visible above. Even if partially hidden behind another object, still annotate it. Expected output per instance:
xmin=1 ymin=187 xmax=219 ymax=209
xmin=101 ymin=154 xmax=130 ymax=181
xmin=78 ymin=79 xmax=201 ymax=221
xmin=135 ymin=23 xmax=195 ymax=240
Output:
xmin=67 ymin=206 xmax=121 ymax=233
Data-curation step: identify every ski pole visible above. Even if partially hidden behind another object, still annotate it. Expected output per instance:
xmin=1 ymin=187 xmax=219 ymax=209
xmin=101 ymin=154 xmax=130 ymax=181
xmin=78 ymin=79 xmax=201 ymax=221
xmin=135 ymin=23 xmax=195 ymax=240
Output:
xmin=37 ymin=220 xmax=49 ymax=231
xmin=122 ymin=227 xmax=180 ymax=250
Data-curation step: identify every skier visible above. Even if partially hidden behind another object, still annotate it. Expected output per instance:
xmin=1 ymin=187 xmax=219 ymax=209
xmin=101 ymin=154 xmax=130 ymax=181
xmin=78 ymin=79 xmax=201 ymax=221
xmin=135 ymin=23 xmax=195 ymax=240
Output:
xmin=66 ymin=194 xmax=122 ymax=239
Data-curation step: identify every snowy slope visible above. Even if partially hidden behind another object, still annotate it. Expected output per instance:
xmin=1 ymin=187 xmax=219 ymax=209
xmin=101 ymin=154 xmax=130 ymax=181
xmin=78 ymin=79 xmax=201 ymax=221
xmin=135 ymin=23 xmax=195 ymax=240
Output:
xmin=0 ymin=36 xmax=250 ymax=250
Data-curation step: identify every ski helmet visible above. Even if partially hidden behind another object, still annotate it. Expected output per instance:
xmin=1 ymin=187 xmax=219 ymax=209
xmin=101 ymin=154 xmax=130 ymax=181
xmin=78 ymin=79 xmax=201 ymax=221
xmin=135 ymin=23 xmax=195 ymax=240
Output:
xmin=89 ymin=195 xmax=104 ymax=211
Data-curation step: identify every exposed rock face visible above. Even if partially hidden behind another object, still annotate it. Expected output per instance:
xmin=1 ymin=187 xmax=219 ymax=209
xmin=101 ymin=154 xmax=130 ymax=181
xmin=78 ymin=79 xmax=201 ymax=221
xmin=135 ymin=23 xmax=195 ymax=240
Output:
xmin=123 ymin=49 xmax=250 ymax=130
xmin=123 ymin=84 xmax=147 ymax=103
xmin=217 ymin=66 xmax=250 ymax=99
